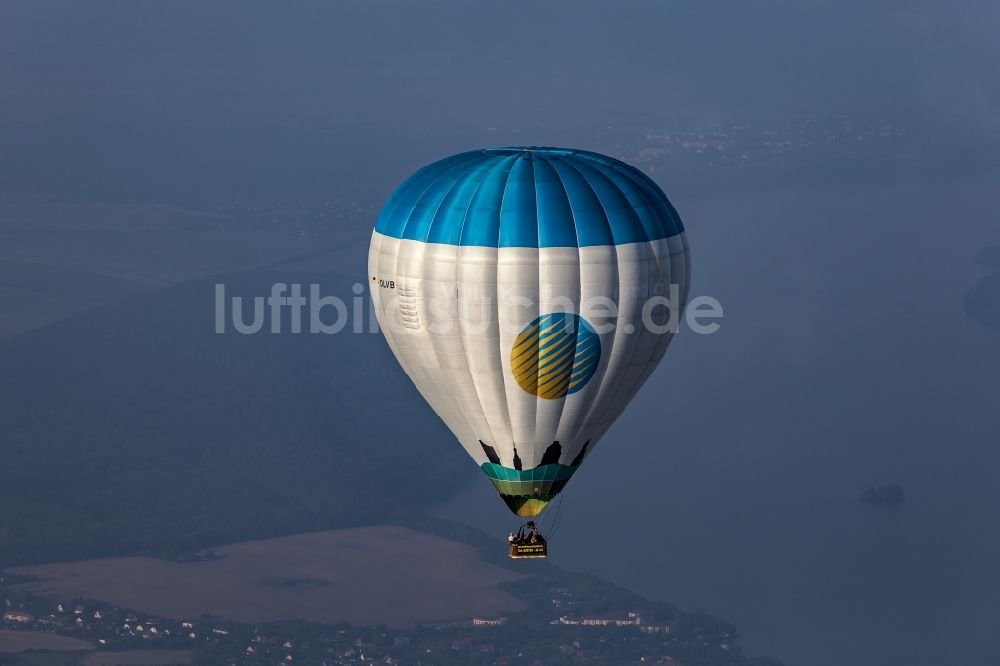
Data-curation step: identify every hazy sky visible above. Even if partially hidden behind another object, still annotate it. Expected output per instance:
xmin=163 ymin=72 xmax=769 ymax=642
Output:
xmin=2 ymin=0 xmax=998 ymax=131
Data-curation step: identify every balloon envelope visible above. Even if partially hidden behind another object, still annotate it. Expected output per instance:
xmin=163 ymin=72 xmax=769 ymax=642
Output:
xmin=369 ymin=147 xmax=689 ymax=516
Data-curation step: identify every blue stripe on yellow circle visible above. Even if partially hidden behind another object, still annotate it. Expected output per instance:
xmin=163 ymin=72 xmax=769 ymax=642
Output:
xmin=511 ymin=313 xmax=601 ymax=399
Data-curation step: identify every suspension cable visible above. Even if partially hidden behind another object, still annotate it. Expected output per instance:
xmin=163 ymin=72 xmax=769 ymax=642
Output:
xmin=545 ymin=493 xmax=566 ymax=540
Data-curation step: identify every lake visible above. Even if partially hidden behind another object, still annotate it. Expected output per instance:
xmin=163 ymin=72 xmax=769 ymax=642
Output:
xmin=433 ymin=171 xmax=1000 ymax=666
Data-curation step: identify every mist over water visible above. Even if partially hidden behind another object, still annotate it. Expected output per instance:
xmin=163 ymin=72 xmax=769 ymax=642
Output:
xmin=434 ymin=173 xmax=1000 ymax=666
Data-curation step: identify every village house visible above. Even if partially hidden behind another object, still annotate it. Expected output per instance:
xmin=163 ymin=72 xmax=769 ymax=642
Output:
xmin=3 ymin=611 xmax=34 ymax=624
xmin=579 ymin=614 xmax=642 ymax=627
xmin=555 ymin=616 xmax=580 ymax=625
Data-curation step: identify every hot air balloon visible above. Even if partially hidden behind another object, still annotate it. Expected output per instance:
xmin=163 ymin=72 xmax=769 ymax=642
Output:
xmin=368 ymin=147 xmax=689 ymax=556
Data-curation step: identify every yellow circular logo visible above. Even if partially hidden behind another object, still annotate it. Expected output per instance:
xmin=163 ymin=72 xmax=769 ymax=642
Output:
xmin=511 ymin=313 xmax=601 ymax=400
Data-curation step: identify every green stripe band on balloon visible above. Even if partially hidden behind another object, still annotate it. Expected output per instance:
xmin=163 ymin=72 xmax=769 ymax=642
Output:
xmin=480 ymin=462 xmax=581 ymax=517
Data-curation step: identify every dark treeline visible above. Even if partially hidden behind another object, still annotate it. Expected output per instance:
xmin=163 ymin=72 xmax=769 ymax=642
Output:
xmin=0 ymin=267 xmax=464 ymax=567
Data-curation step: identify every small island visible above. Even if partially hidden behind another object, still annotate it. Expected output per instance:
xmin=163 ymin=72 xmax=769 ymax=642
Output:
xmin=861 ymin=484 xmax=905 ymax=505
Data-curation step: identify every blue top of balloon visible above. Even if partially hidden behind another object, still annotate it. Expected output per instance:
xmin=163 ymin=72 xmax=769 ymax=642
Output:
xmin=374 ymin=147 xmax=683 ymax=248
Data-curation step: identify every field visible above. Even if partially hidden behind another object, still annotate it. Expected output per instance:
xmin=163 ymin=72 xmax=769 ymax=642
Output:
xmin=9 ymin=526 xmax=527 ymax=627
xmin=0 ymin=200 xmax=357 ymax=339
xmin=0 ymin=630 xmax=92 ymax=653
xmin=80 ymin=650 xmax=193 ymax=666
